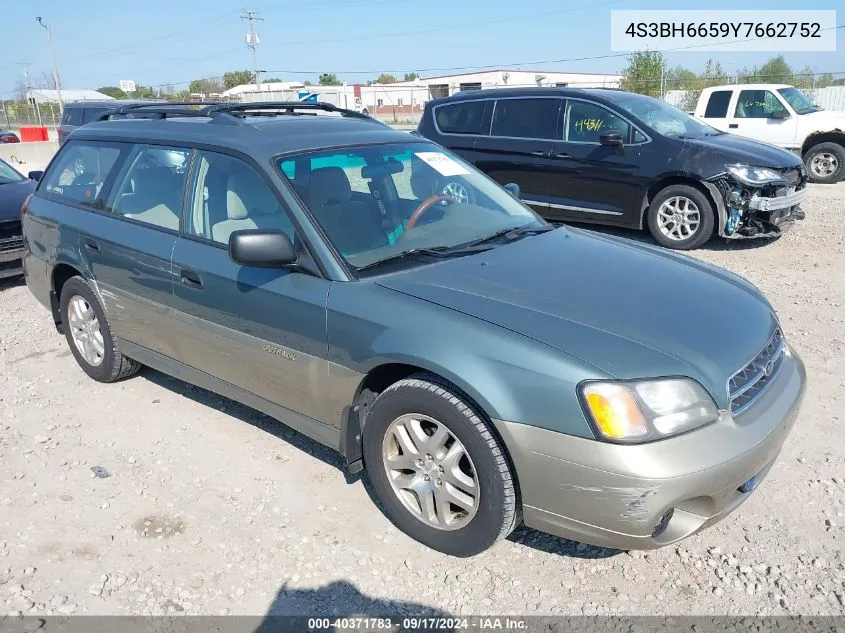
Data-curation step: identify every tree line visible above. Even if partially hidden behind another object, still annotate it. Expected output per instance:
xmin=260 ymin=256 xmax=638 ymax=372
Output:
xmin=621 ymin=52 xmax=842 ymax=111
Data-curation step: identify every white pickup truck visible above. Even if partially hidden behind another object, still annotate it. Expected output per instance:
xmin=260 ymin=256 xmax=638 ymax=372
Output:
xmin=694 ymin=84 xmax=845 ymax=184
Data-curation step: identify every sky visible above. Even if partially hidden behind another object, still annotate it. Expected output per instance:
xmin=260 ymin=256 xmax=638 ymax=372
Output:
xmin=1 ymin=0 xmax=842 ymax=98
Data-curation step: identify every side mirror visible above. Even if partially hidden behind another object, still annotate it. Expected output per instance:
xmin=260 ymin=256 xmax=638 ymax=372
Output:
xmin=228 ymin=229 xmax=297 ymax=268
xmin=770 ymin=109 xmax=790 ymax=120
xmin=28 ymin=170 xmax=44 ymax=182
xmin=599 ymin=132 xmax=624 ymax=147
xmin=503 ymin=182 xmax=521 ymax=199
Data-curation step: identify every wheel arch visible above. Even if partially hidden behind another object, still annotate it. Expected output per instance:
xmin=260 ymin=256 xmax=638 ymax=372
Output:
xmin=638 ymin=173 xmax=721 ymax=230
xmin=50 ymin=261 xmax=85 ymax=333
xmin=801 ymin=130 xmax=845 ymax=157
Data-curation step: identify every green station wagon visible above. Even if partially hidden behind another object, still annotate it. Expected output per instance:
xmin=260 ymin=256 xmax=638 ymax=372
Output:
xmin=21 ymin=102 xmax=806 ymax=556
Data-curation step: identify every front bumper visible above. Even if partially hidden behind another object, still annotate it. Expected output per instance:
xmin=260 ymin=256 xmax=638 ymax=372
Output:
xmin=748 ymin=187 xmax=806 ymax=212
xmin=0 ymin=245 xmax=24 ymax=279
xmin=493 ymin=350 xmax=806 ymax=550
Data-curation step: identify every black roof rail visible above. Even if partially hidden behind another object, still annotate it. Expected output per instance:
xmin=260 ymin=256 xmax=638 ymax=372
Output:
xmin=95 ymin=101 xmax=221 ymax=122
xmin=202 ymin=101 xmax=374 ymax=121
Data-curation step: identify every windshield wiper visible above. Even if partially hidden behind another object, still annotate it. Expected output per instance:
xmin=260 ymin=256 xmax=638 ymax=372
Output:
xmin=355 ymin=244 xmax=491 ymax=272
xmin=469 ymin=223 xmax=554 ymax=247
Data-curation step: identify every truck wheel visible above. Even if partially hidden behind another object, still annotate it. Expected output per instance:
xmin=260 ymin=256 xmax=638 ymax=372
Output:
xmin=646 ymin=184 xmax=715 ymax=250
xmin=804 ymin=142 xmax=845 ymax=184
xmin=362 ymin=373 xmax=519 ymax=557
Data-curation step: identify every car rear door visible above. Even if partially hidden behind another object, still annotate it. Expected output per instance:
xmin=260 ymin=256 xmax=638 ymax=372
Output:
xmin=547 ymin=98 xmax=644 ymax=225
xmin=724 ymin=88 xmax=799 ymax=149
xmin=76 ymin=142 xmax=190 ymax=356
xmin=168 ymin=149 xmax=333 ymax=426
xmin=471 ymin=96 xmax=563 ymax=213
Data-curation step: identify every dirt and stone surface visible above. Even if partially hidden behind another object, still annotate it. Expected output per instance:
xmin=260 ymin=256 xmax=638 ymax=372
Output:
xmin=1 ymin=183 xmax=844 ymax=618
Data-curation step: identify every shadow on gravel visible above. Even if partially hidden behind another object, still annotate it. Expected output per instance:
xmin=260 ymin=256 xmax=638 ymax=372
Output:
xmin=0 ymin=274 xmax=25 ymax=291
xmin=253 ymin=580 xmax=457 ymax=632
xmin=140 ymin=369 xmax=346 ymax=472
xmin=506 ymin=524 xmax=621 ymax=559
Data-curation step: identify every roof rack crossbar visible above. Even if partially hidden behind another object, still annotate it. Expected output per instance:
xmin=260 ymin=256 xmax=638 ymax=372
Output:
xmin=203 ymin=101 xmax=373 ymax=121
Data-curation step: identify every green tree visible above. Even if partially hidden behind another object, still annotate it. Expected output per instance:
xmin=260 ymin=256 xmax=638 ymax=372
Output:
xmin=223 ymin=70 xmax=256 ymax=90
xmin=403 ymin=72 xmax=419 ymax=82
xmin=318 ymin=73 xmax=340 ymax=86
xmin=97 ymin=86 xmax=127 ymax=99
xmin=816 ymin=73 xmax=836 ymax=88
xmin=188 ymin=77 xmax=223 ymax=94
xmin=754 ymin=55 xmax=794 ymax=84
xmin=303 ymin=80 xmax=313 ymax=86
xmin=263 ymin=77 xmax=282 ymax=83
xmin=620 ymin=50 xmax=666 ymax=97
xmin=375 ymin=73 xmax=397 ymax=84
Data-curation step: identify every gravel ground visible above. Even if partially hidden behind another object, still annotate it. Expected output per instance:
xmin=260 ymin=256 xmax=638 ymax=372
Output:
xmin=1 ymin=183 xmax=844 ymax=618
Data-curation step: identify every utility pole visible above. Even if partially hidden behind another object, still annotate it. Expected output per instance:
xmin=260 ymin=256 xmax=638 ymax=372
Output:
xmin=36 ymin=17 xmax=63 ymax=109
xmin=242 ymin=9 xmax=264 ymax=94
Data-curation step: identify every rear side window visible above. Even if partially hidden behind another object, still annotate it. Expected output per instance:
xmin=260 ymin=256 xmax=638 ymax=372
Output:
xmin=703 ymin=91 xmax=732 ymax=118
xmin=106 ymin=145 xmax=192 ymax=231
xmin=41 ymin=141 xmax=123 ymax=207
xmin=491 ymin=98 xmax=560 ymax=139
xmin=434 ymin=101 xmax=487 ymax=135
xmin=61 ymin=107 xmax=83 ymax=126
xmin=82 ymin=107 xmax=111 ymax=124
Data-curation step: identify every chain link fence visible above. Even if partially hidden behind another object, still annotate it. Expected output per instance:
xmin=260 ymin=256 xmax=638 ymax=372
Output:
xmin=0 ymin=102 xmax=62 ymax=130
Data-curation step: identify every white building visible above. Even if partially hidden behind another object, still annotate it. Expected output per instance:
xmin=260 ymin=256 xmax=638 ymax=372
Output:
xmin=225 ymin=69 xmax=623 ymax=114
xmin=26 ymin=89 xmax=115 ymax=104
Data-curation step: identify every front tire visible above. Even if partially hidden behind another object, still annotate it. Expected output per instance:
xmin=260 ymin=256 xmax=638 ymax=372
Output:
xmin=804 ymin=142 xmax=845 ymax=184
xmin=646 ymin=184 xmax=715 ymax=250
xmin=59 ymin=276 xmax=141 ymax=382
xmin=363 ymin=374 xmax=519 ymax=557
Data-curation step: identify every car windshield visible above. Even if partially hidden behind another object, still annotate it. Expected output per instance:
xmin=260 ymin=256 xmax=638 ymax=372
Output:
xmin=612 ymin=92 xmax=720 ymax=138
xmin=0 ymin=159 xmax=24 ymax=185
xmin=777 ymin=87 xmax=817 ymax=114
xmin=277 ymin=142 xmax=544 ymax=271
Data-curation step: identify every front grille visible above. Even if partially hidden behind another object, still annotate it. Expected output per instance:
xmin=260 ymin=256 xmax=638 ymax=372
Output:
xmin=728 ymin=328 xmax=786 ymax=415
xmin=0 ymin=220 xmax=23 ymax=253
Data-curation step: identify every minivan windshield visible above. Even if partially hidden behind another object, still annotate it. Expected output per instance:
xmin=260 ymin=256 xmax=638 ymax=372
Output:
xmin=278 ymin=142 xmax=544 ymax=271
xmin=777 ymin=87 xmax=818 ymax=114
xmin=611 ymin=92 xmax=721 ymax=138
xmin=0 ymin=159 xmax=24 ymax=185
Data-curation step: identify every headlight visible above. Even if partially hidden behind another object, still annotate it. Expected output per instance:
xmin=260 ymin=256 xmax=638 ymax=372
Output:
xmin=580 ymin=378 xmax=720 ymax=443
xmin=725 ymin=164 xmax=788 ymax=186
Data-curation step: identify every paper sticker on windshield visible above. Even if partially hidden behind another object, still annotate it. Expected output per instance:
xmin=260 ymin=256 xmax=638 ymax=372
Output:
xmin=414 ymin=152 xmax=470 ymax=177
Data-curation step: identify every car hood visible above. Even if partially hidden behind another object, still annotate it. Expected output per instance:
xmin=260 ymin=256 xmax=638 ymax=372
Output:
xmin=376 ymin=228 xmax=777 ymax=408
xmin=0 ymin=178 xmax=36 ymax=222
xmin=799 ymin=109 xmax=845 ymax=128
xmin=685 ymin=133 xmax=802 ymax=168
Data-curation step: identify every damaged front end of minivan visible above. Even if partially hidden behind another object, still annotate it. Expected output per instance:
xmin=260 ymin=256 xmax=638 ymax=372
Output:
xmin=703 ymin=164 xmax=807 ymax=239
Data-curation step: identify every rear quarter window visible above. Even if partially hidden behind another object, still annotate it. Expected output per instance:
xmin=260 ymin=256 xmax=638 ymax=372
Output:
xmin=41 ymin=141 xmax=124 ymax=207
xmin=82 ymin=107 xmax=111 ymax=124
xmin=61 ymin=107 xmax=83 ymax=126
xmin=434 ymin=101 xmax=487 ymax=135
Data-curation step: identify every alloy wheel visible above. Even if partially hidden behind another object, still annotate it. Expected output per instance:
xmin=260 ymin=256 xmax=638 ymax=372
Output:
xmin=810 ymin=152 xmax=839 ymax=179
xmin=657 ymin=195 xmax=701 ymax=241
xmin=382 ymin=413 xmax=479 ymax=531
xmin=67 ymin=295 xmax=105 ymax=366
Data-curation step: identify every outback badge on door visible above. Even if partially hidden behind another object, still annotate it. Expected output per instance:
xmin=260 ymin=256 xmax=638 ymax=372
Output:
xmin=263 ymin=343 xmax=296 ymax=362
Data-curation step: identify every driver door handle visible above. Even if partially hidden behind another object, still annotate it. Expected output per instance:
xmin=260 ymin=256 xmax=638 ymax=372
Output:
xmin=552 ymin=152 xmax=571 ymax=159
xmin=530 ymin=150 xmax=548 ymax=157
xmin=180 ymin=269 xmax=203 ymax=290
xmin=729 ymin=123 xmax=738 ymax=129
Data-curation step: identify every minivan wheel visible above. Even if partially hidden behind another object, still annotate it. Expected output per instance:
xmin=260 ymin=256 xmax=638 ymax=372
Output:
xmin=646 ymin=185 xmax=715 ymax=250
xmin=362 ymin=374 xmax=519 ymax=557
xmin=804 ymin=142 xmax=845 ymax=184
xmin=59 ymin=276 xmax=141 ymax=382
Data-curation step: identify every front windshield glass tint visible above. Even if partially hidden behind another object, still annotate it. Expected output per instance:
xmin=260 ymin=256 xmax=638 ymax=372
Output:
xmin=277 ymin=143 xmax=541 ymax=270
xmin=778 ymin=87 xmax=815 ymax=114
xmin=614 ymin=93 xmax=718 ymax=138
xmin=0 ymin=159 xmax=24 ymax=185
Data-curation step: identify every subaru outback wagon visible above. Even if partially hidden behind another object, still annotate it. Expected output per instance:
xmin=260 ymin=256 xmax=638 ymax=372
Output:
xmin=22 ymin=101 xmax=806 ymax=556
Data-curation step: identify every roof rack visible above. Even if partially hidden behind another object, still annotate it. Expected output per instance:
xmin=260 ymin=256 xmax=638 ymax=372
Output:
xmin=202 ymin=101 xmax=374 ymax=121
xmin=95 ymin=101 xmax=221 ymax=122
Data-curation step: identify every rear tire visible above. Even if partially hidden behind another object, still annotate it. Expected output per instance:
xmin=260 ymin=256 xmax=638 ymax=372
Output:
xmin=803 ymin=142 xmax=845 ymax=184
xmin=646 ymin=184 xmax=715 ymax=250
xmin=59 ymin=276 xmax=141 ymax=383
xmin=363 ymin=373 xmax=519 ymax=557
